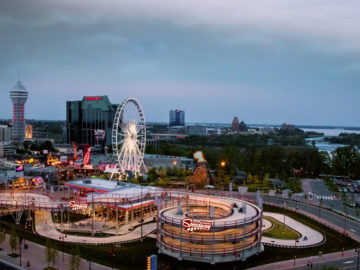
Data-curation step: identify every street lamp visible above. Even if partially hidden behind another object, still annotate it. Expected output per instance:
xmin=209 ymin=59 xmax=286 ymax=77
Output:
xmin=283 ymin=201 xmax=286 ymax=233
xmin=220 ymin=161 xmax=226 ymax=168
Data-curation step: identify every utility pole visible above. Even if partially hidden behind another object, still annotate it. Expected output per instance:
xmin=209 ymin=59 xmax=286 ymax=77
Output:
xmin=92 ymin=195 xmax=94 ymax=236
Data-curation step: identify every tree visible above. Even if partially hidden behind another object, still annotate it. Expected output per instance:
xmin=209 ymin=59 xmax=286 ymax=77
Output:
xmin=70 ymin=247 xmax=81 ymax=270
xmin=0 ymin=229 xmax=5 ymax=243
xmin=9 ymin=228 xmax=18 ymax=254
xmin=147 ymin=168 xmax=158 ymax=182
xmin=332 ymin=146 xmax=359 ymax=178
xmin=45 ymin=239 xmax=58 ymax=267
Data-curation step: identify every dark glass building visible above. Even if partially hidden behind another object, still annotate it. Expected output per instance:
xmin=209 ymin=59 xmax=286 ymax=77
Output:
xmin=66 ymin=96 xmax=118 ymax=147
xmin=169 ymin=109 xmax=185 ymax=126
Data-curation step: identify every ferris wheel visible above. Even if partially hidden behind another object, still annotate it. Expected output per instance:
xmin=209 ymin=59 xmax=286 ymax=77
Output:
xmin=111 ymin=98 xmax=147 ymax=180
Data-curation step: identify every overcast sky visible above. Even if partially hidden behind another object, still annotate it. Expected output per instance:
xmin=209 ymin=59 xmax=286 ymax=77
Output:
xmin=0 ymin=0 xmax=359 ymax=126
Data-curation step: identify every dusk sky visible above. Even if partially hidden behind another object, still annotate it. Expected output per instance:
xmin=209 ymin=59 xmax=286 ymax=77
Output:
xmin=0 ymin=0 xmax=359 ymax=126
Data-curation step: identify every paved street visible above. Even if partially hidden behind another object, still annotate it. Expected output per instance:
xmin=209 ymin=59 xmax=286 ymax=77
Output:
xmin=302 ymin=178 xmax=359 ymax=217
xmin=247 ymin=248 xmax=360 ymax=270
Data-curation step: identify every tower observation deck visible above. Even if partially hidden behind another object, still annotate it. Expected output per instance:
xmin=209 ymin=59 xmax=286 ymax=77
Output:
xmin=9 ymin=81 xmax=28 ymax=144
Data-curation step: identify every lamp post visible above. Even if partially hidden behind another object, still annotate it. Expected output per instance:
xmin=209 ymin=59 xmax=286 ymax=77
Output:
xmin=19 ymin=236 xmax=23 ymax=266
xmin=283 ymin=201 xmax=286 ymax=233
xmin=140 ymin=185 xmax=143 ymax=242
xmin=220 ymin=161 xmax=226 ymax=191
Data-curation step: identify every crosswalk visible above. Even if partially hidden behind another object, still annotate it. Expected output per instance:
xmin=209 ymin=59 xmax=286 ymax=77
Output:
xmin=315 ymin=195 xmax=336 ymax=200
xmin=308 ymin=192 xmax=337 ymax=201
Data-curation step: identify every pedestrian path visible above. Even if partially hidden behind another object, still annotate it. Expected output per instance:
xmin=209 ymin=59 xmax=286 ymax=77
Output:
xmin=0 ymin=233 xmax=111 ymax=270
xmin=261 ymin=212 xmax=324 ymax=248
xmin=35 ymin=210 xmax=157 ymax=245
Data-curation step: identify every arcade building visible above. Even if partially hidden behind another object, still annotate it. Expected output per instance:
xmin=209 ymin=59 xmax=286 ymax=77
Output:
xmin=65 ymin=179 xmax=161 ymax=225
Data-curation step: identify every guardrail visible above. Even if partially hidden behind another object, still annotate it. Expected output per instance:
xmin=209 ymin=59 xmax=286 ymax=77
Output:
xmin=160 ymin=238 xmax=262 ymax=257
xmin=159 ymin=224 xmax=260 ymax=242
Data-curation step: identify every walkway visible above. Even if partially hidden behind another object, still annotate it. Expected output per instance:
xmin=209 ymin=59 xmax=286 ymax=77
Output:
xmin=0 ymin=233 xmax=111 ymax=270
xmin=35 ymin=211 xmax=157 ymax=244
xmin=261 ymin=212 xmax=324 ymax=248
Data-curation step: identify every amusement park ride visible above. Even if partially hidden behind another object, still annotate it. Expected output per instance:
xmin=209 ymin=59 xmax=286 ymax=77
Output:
xmin=110 ymin=98 xmax=147 ymax=180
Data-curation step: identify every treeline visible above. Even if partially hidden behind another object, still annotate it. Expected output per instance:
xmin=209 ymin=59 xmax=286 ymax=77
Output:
xmin=146 ymin=143 xmax=330 ymax=180
xmin=325 ymin=133 xmax=360 ymax=147
xmin=331 ymin=146 xmax=360 ymax=179
xmin=175 ymin=133 xmax=307 ymax=148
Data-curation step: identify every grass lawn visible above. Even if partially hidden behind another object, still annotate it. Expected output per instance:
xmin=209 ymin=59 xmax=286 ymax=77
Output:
xmin=263 ymin=216 xmax=300 ymax=240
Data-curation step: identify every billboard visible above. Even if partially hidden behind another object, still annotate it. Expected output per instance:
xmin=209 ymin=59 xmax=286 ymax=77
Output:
xmin=16 ymin=165 xmax=24 ymax=172
xmin=94 ymin=129 xmax=106 ymax=144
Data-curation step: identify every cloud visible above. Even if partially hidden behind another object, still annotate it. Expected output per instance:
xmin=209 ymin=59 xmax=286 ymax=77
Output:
xmin=0 ymin=0 xmax=359 ymax=125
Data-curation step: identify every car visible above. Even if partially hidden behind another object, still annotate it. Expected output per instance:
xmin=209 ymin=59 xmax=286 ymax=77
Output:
xmin=343 ymin=201 xmax=356 ymax=208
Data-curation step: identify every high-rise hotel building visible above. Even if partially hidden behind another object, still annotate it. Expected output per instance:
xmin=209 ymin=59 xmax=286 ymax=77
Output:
xmin=9 ymin=81 xmax=28 ymax=144
xmin=66 ymin=96 xmax=118 ymax=147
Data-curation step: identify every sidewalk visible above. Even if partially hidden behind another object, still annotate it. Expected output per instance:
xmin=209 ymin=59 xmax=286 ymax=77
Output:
xmin=247 ymin=249 xmax=358 ymax=270
xmin=0 ymin=234 xmax=112 ymax=270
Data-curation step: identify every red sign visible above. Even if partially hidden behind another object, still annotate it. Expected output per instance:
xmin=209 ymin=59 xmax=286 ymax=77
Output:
xmin=182 ymin=218 xmax=212 ymax=232
xmin=69 ymin=201 xmax=88 ymax=210
xmin=85 ymin=97 xmax=102 ymax=101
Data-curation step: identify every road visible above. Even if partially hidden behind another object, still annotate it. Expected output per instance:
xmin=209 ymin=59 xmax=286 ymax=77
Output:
xmin=248 ymin=248 xmax=360 ymax=270
xmin=302 ymin=178 xmax=359 ymax=217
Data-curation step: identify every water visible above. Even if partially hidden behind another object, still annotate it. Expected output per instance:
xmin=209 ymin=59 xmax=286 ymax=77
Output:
xmin=301 ymin=128 xmax=360 ymax=137
xmin=305 ymin=137 xmax=346 ymax=153
xmin=302 ymin=127 xmax=360 ymax=153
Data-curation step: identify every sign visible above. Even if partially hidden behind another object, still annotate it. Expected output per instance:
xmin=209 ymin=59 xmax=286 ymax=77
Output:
xmin=83 ymin=145 xmax=91 ymax=166
xmin=147 ymin=255 xmax=157 ymax=270
xmin=238 ymin=186 xmax=248 ymax=195
xmin=15 ymin=165 xmax=24 ymax=172
xmin=60 ymin=156 xmax=68 ymax=163
xmin=85 ymin=97 xmax=102 ymax=101
xmin=94 ymin=129 xmax=106 ymax=143
xmin=182 ymin=218 xmax=212 ymax=232
xmin=69 ymin=201 xmax=88 ymax=211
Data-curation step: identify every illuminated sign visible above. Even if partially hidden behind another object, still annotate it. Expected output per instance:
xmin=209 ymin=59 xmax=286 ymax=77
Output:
xmin=69 ymin=201 xmax=88 ymax=211
xmin=16 ymin=165 xmax=24 ymax=172
xmin=147 ymin=255 xmax=157 ymax=270
xmin=85 ymin=97 xmax=103 ymax=101
xmin=182 ymin=218 xmax=212 ymax=232
xmin=83 ymin=146 xmax=91 ymax=166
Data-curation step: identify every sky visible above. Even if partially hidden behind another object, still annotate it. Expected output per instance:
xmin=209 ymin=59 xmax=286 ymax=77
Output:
xmin=0 ymin=0 xmax=360 ymax=126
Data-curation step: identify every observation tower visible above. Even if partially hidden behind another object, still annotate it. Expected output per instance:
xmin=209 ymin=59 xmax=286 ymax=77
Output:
xmin=9 ymin=80 xmax=28 ymax=144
